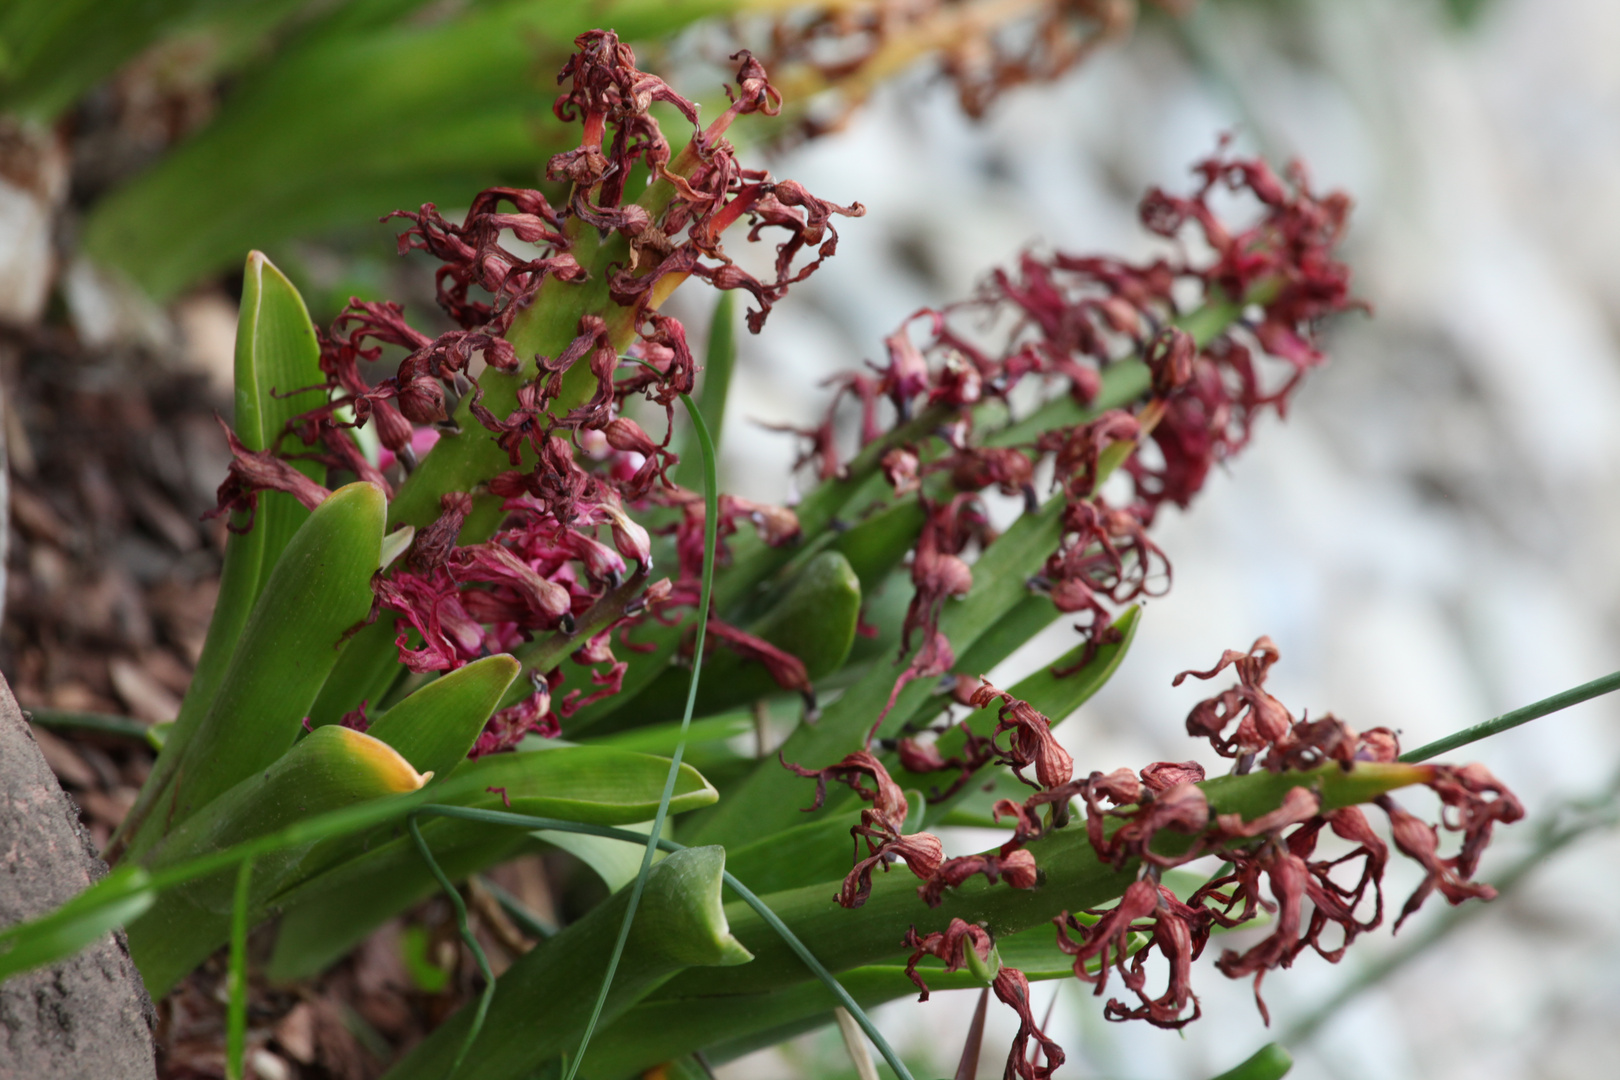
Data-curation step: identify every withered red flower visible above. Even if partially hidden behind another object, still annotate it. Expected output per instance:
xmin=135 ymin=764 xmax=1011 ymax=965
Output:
xmin=781 ymin=750 xmax=948 ymax=907
xmin=206 ymin=419 xmax=332 ymax=531
xmin=968 ymin=679 xmax=1074 ymax=791
xmin=1056 ymin=877 xmax=1208 ymax=1029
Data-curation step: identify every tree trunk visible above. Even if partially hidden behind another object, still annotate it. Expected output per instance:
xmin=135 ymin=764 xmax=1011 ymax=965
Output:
xmin=0 ymin=673 xmax=157 ymax=1079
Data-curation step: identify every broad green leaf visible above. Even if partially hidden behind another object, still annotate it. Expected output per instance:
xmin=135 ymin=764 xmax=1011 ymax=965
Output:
xmin=719 ymin=786 xmax=925 ymax=897
xmin=125 ymin=481 xmax=386 ymax=860
xmin=589 ymin=712 xmax=755 ymax=756
xmin=128 ymin=726 xmax=428 ymax=995
xmin=267 ymin=825 xmax=538 ymax=981
xmin=830 ymin=498 xmax=929 ymax=593
xmin=143 ymin=728 xmax=428 ymax=884
xmin=305 ymin=617 xmax=411 ymax=727
xmin=578 ymin=862 xmax=1257 ymax=1078
xmin=579 ymin=926 xmax=1073 ymax=1079
xmin=265 ymin=747 xmax=717 ymax=978
xmin=115 ymin=250 xmax=327 ymax=859
xmin=380 ymin=846 xmax=750 ymax=1080
xmin=536 ymin=820 xmax=658 ymax=894
xmin=363 ymin=653 xmax=520 ymax=777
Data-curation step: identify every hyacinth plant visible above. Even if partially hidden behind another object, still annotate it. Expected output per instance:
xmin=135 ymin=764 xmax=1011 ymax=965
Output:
xmin=3 ymin=27 xmax=1593 ymax=1080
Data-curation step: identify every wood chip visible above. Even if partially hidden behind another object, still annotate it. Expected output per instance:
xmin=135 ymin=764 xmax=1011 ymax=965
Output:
xmin=109 ymin=657 xmax=180 ymax=723
xmin=272 ymin=1002 xmax=316 ymax=1066
xmin=27 ymin=724 xmax=97 ymax=788
xmin=9 ymin=485 xmax=70 ymax=545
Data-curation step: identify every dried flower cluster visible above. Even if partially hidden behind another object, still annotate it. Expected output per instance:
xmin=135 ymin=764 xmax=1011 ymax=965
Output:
xmin=790 ymin=637 xmax=1520 ymax=1078
xmin=771 ymin=141 xmax=1358 ymax=746
xmin=209 ymin=33 xmax=859 ymax=754
xmin=750 ymin=0 xmax=1160 ymax=141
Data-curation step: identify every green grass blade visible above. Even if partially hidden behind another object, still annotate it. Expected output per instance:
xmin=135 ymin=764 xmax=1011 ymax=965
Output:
xmin=674 ymin=290 xmax=735 ymax=492
xmin=409 ymin=815 xmax=494 ymax=1080
xmin=225 ymin=858 xmax=253 ymax=1080
xmin=0 ymin=865 xmax=155 ymax=981
xmin=1401 ymin=668 xmax=1620 ymax=762
xmin=565 ymin=381 xmax=722 ymax=1079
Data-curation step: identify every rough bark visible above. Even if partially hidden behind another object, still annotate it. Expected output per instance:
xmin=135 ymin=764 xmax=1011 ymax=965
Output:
xmin=0 ymin=674 xmax=156 ymax=1079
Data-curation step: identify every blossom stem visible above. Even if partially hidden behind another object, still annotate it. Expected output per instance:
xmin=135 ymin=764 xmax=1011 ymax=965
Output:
xmin=1400 ymin=669 xmax=1620 ymax=763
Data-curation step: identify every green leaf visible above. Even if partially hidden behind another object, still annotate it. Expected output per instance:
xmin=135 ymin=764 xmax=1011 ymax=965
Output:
xmin=1208 ymin=1044 xmax=1293 ymax=1080
xmin=115 ymin=250 xmax=327 ymax=859
xmin=267 ymin=824 xmax=537 ymax=982
xmin=0 ymin=866 xmax=154 ymax=982
xmin=0 ymin=0 xmax=311 ymax=120
xmin=580 ymin=938 xmax=1067 ymax=1079
xmin=128 ymin=726 xmax=429 ymax=995
xmin=379 ymin=846 xmax=750 ymax=1080
xmin=589 ymin=712 xmax=755 ymax=756
xmin=265 ymin=747 xmax=717 ymax=979
xmin=363 ymin=653 xmax=520 ymax=777
xmin=124 ymin=481 xmax=386 ymax=861
xmin=192 ymin=250 xmax=328 ymax=710
xmin=830 ymin=498 xmax=930 ymax=594
xmin=537 ymin=820 xmax=659 ymax=894
xmin=304 ymin=617 xmax=412 ymax=728
xmin=77 ymin=0 xmax=741 ymax=299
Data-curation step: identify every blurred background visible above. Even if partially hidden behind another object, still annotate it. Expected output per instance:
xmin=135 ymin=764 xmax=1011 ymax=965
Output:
xmin=3 ymin=0 xmax=1618 ymax=1077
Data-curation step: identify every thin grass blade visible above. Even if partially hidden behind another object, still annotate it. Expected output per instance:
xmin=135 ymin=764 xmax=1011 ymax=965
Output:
xmin=225 ymin=858 xmax=253 ymax=1080
xmin=565 ymin=372 xmax=723 ymax=1079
